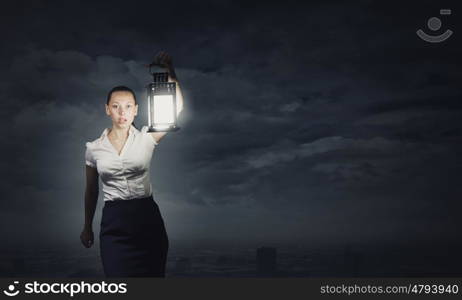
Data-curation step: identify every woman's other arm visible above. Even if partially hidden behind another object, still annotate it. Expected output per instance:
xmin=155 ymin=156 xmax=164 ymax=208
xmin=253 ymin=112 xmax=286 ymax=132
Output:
xmin=80 ymin=165 xmax=99 ymax=248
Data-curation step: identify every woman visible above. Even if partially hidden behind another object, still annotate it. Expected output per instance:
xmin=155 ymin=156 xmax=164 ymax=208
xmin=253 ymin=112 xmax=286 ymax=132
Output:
xmin=80 ymin=51 xmax=184 ymax=277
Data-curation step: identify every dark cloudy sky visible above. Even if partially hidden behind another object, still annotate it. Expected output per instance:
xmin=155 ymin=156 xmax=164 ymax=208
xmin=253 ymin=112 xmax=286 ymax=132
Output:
xmin=1 ymin=0 xmax=461 ymax=252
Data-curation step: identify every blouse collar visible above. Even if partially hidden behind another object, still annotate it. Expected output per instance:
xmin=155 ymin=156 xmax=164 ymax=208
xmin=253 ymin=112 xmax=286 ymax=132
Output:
xmin=101 ymin=124 xmax=136 ymax=139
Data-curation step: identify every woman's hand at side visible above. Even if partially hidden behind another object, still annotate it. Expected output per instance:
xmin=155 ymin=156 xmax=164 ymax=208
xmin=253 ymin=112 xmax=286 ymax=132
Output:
xmin=80 ymin=227 xmax=94 ymax=248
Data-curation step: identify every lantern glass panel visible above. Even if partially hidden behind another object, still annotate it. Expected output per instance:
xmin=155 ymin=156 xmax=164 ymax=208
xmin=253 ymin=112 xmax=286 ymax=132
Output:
xmin=152 ymin=94 xmax=175 ymax=124
xmin=146 ymin=71 xmax=180 ymax=132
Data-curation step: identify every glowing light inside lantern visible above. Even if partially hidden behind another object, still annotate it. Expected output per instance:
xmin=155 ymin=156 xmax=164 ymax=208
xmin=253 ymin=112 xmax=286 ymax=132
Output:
xmin=152 ymin=95 xmax=175 ymax=124
xmin=146 ymin=69 xmax=179 ymax=132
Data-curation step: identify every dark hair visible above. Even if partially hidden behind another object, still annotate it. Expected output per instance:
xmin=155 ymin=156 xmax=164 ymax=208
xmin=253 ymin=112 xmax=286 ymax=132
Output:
xmin=106 ymin=86 xmax=138 ymax=129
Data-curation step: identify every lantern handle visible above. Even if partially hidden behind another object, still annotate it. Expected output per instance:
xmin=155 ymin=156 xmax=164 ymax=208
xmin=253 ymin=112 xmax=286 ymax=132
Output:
xmin=146 ymin=62 xmax=162 ymax=76
xmin=144 ymin=63 xmax=169 ymax=82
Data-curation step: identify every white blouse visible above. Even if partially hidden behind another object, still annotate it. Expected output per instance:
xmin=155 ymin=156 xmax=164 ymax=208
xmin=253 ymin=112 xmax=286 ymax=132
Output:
xmin=85 ymin=125 xmax=158 ymax=202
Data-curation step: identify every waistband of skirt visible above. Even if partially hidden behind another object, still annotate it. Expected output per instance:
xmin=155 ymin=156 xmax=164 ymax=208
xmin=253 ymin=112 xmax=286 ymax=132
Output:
xmin=104 ymin=194 xmax=154 ymax=205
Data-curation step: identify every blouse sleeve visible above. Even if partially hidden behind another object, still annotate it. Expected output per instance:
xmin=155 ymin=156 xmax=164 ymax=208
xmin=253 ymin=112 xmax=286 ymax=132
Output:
xmin=85 ymin=142 xmax=97 ymax=168
xmin=141 ymin=126 xmax=159 ymax=146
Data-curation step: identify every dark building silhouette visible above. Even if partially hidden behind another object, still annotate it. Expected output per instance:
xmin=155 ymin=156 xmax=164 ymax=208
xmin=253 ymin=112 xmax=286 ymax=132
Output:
xmin=256 ymin=247 xmax=277 ymax=276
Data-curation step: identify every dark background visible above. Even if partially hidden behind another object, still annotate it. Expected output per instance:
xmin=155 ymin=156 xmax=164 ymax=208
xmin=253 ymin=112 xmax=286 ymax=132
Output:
xmin=1 ymin=0 xmax=461 ymax=277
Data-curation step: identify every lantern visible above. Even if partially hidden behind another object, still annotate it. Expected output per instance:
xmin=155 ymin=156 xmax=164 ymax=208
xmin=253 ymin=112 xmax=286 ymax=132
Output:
xmin=146 ymin=65 xmax=180 ymax=132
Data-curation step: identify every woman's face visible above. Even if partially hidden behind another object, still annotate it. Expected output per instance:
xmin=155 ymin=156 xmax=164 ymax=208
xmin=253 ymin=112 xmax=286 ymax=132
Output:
xmin=105 ymin=91 xmax=138 ymax=128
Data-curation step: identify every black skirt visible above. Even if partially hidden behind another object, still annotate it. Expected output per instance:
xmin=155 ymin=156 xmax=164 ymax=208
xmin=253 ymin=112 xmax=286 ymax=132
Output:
xmin=99 ymin=194 xmax=169 ymax=277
